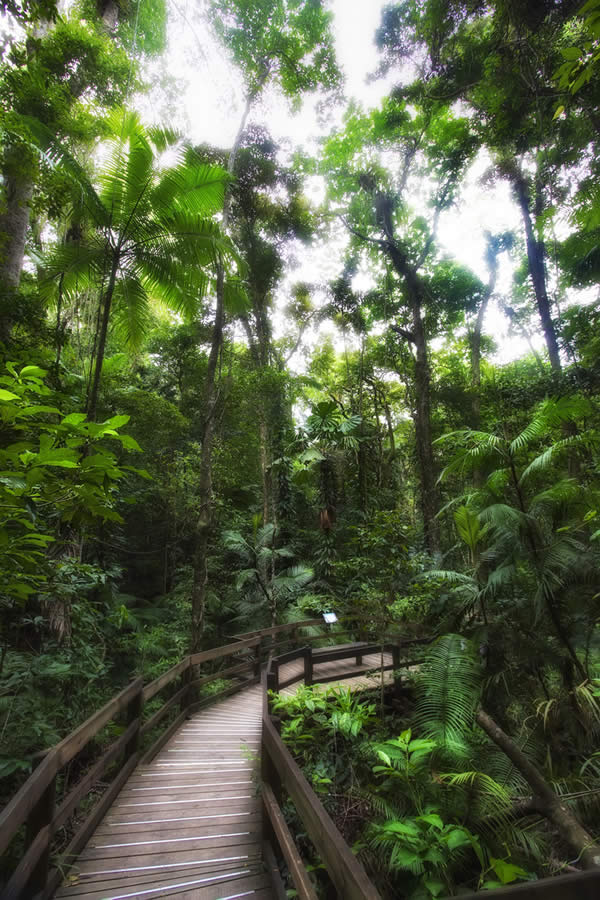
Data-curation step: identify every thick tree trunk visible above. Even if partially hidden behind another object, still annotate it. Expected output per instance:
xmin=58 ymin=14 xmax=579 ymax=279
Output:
xmin=0 ymin=173 xmax=33 ymax=341
xmin=476 ymin=708 xmax=600 ymax=869
xmin=513 ymin=175 xmax=561 ymax=372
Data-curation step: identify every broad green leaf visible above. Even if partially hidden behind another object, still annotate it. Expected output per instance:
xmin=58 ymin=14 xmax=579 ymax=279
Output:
xmin=417 ymin=813 xmax=444 ymax=831
xmin=560 ymin=47 xmax=582 ymax=59
xmin=62 ymin=413 xmax=88 ymax=426
xmin=19 ymin=366 xmax=47 ymax=378
xmin=490 ymin=858 xmax=530 ymax=884
xmin=0 ymin=390 xmax=19 ymax=401
xmin=104 ymin=415 xmax=130 ymax=429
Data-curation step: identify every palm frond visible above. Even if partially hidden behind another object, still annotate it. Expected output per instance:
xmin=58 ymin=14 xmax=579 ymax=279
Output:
xmin=112 ymin=275 xmax=152 ymax=349
xmin=415 ymin=634 xmax=482 ymax=757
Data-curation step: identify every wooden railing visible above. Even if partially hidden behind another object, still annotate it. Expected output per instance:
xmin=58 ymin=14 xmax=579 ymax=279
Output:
xmin=0 ymin=623 xmax=308 ymax=900
xmin=260 ymin=641 xmax=600 ymax=900
xmin=260 ymin=639 xmax=414 ymax=900
xmin=4 ymin=620 xmax=598 ymax=900
xmin=0 ymin=621 xmax=428 ymax=900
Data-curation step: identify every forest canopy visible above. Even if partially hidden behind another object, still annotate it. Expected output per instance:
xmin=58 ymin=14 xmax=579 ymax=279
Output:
xmin=1 ymin=0 xmax=600 ymax=896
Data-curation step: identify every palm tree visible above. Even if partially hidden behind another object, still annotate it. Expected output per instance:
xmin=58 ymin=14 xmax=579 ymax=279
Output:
xmin=434 ymin=395 xmax=598 ymax=680
xmin=223 ymin=517 xmax=313 ymax=628
xmin=42 ymin=109 xmax=236 ymax=419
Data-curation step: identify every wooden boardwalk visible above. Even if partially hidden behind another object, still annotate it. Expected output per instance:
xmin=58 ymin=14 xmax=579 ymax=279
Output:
xmin=279 ymin=650 xmax=394 ymax=696
xmin=52 ymin=654 xmax=389 ymax=900
xmin=56 ymin=684 xmax=271 ymax=900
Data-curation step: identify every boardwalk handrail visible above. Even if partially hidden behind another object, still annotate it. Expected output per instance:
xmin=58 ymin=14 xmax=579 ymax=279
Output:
xmin=7 ymin=623 xmax=597 ymax=900
xmin=0 ymin=623 xmax=304 ymax=900
xmin=0 ymin=623 xmax=427 ymax=899
xmin=261 ymin=669 xmax=381 ymax=900
xmin=261 ymin=641 xmax=600 ymax=900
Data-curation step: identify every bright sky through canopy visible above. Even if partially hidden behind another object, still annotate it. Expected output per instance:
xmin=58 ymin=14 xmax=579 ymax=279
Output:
xmin=153 ymin=0 xmax=545 ymax=365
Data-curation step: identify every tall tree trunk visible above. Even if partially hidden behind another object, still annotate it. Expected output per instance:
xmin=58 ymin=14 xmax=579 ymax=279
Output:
xmin=471 ymin=250 xmax=498 ymax=430
xmin=259 ymin=413 xmax=272 ymax=524
xmin=377 ymin=199 xmax=441 ymax=556
xmin=476 ymin=708 xmax=600 ymax=869
xmin=86 ymin=252 xmax=119 ymax=422
xmin=410 ymin=290 xmax=441 ymax=555
xmin=513 ymin=174 xmax=561 ymax=372
xmin=0 ymin=172 xmax=33 ymax=342
xmin=190 ymin=86 xmax=260 ymax=653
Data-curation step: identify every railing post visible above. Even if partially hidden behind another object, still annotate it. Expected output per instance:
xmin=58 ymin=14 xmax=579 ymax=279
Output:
xmin=124 ymin=681 xmax=143 ymax=761
xmin=24 ymin=770 xmax=56 ymax=896
xmin=180 ymin=660 xmax=192 ymax=713
xmin=254 ymin=637 xmax=263 ymax=680
xmin=392 ymin=643 xmax=401 ymax=691
xmin=304 ymin=646 xmax=313 ymax=686
xmin=267 ymin=661 xmax=279 ymax=693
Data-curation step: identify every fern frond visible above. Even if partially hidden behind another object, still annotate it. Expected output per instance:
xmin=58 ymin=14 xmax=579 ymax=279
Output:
xmin=415 ymin=635 xmax=482 ymax=759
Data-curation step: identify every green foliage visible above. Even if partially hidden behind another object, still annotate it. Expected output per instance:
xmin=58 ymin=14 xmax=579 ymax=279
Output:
xmin=415 ymin=635 xmax=482 ymax=759
xmin=223 ymin=520 xmax=312 ymax=627
xmin=208 ymin=0 xmax=341 ymax=103
xmin=0 ymin=362 xmax=144 ymax=606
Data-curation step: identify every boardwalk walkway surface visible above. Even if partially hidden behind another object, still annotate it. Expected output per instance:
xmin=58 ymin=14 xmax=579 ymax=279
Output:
xmin=51 ymin=652 xmax=388 ymax=900
xmin=56 ymin=685 xmax=271 ymax=900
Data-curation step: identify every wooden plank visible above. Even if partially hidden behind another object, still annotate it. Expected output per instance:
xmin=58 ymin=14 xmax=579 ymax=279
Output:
xmin=315 ymin=663 xmax=396 ymax=685
xmin=139 ymin=709 xmax=188 ymax=765
xmin=70 ymin=841 xmax=262 ymax=879
xmin=55 ymin=867 xmax=270 ymax=900
xmin=262 ymin=715 xmax=380 ymax=900
xmin=0 ymin=678 xmax=143 ymax=857
xmin=42 ymin=754 xmax=139 ymax=900
xmin=262 ymin=783 xmax=318 ymax=900
xmin=1 ymin=823 xmax=51 ymax=900
xmin=143 ymin=658 xmax=190 ymax=702
xmin=279 ymin=672 xmax=305 ymax=690
xmin=189 ymin=636 xmax=260 ymax=666
xmin=262 ymin=838 xmax=288 ymax=900
xmin=312 ymin=643 xmax=379 ymax=664
xmin=272 ymin=645 xmax=308 ymax=666
xmin=81 ymin=827 xmax=263 ymax=859
xmin=93 ymin=811 xmax=263 ymax=837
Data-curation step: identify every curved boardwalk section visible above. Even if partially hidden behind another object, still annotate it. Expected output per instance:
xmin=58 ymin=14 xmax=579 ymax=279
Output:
xmin=55 ymin=685 xmax=272 ymax=900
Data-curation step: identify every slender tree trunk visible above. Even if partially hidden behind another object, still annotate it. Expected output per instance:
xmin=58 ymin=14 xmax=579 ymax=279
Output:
xmin=476 ymin=708 xmax=600 ymax=869
xmin=410 ymin=291 xmax=441 ymax=555
xmin=513 ymin=174 xmax=561 ymax=371
xmin=471 ymin=253 xmax=498 ymax=430
xmin=259 ymin=413 xmax=271 ymax=524
xmin=379 ymin=202 xmax=441 ymax=555
xmin=190 ymin=85 xmax=261 ymax=652
xmin=86 ymin=252 xmax=119 ymax=422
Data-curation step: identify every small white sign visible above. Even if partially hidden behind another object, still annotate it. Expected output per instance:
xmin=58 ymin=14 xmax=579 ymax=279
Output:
xmin=323 ymin=612 xmax=338 ymax=624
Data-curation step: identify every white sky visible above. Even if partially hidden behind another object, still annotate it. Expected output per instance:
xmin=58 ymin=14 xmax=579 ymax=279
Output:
xmin=143 ymin=0 xmax=552 ymax=369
